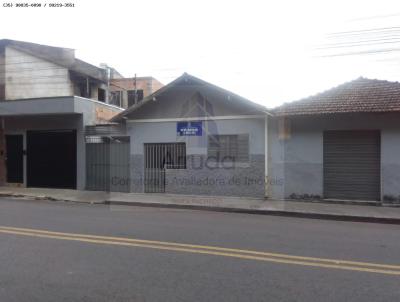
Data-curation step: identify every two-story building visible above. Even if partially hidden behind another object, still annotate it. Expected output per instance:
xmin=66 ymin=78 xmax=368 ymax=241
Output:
xmin=0 ymin=39 xmax=125 ymax=189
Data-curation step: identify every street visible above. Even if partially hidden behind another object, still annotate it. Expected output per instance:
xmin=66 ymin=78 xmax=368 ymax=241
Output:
xmin=0 ymin=198 xmax=399 ymax=302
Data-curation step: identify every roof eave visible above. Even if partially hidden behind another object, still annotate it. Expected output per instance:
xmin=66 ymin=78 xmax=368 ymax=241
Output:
xmin=111 ymin=73 xmax=270 ymax=122
xmin=274 ymin=109 xmax=400 ymax=117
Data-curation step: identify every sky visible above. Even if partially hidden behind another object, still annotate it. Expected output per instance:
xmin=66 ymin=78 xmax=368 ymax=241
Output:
xmin=1 ymin=0 xmax=400 ymax=107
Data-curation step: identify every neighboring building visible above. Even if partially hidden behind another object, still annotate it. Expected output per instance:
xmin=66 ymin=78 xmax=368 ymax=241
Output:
xmin=109 ymin=73 xmax=269 ymax=198
xmin=0 ymin=40 xmax=113 ymax=102
xmin=0 ymin=39 xmax=123 ymax=189
xmin=271 ymin=77 xmax=400 ymax=202
xmin=109 ymin=77 xmax=164 ymax=108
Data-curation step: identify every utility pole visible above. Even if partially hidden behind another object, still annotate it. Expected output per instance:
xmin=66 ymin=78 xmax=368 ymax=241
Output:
xmin=134 ymin=73 xmax=137 ymax=105
xmin=107 ymin=66 xmax=111 ymax=105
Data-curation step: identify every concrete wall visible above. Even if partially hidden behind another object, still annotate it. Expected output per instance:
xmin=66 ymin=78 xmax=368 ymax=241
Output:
xmin=5 ymin=47 xmax=72 ymax=100
xmin=128 ymin=118 xmax=265 ymax=198
xmin=268 ymin=113 xmax=400 ymax=201
xmin=151 ymin=78 xmax=164 ymax=94
xmin=0 ymin=96 xmax=122 ymax=123
xmin=3 ymin=47 xmax=109 ymax=104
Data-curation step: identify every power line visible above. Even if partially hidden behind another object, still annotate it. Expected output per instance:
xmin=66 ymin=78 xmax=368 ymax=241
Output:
xmin=317 ymin=40 xmax=400 ymax=50
xmin=316 ymin=47 xmax=400 ymax=58
xmin=349 ymin=13 xmax=400 ymax=22
xmin=314 ymin=23 xmax=400 ymax=57
xmin=327 ymin=26 xmax=400 ymax=37
xmin=319 ymin=36 xmax=400 ymax=46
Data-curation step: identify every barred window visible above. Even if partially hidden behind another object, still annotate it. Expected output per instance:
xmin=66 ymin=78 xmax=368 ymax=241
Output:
xmin=109 ymin=91 xmax=122 ymax=107
xmin=128 ymin=89 xmax=144 ymax=107
xmin=208 ymin=134 xmax=249 ymax=162
xmin=145 ymin=143 xmax=186 ymax=169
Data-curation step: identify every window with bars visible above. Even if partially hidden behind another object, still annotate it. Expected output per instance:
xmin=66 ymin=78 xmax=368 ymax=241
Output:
xmin=128 ymin=89 xmax=144 ymax=107
xmin=208 ymin=134 xmax=249 ymax=163
xmin=110 ymin=91 xmax=122 ymax=107
xmin=98 ymin=88 xmax=106 ymax=102
xmin=145 ymin=143 xmax=187 ymax=169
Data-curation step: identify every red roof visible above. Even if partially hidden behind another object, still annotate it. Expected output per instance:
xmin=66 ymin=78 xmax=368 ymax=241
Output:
xmin=274 ymin=77 xmax=400 ymax=116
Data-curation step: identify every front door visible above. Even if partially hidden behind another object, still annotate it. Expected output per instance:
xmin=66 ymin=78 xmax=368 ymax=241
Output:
xmin=144 ymin=143 xmax=186 ymax=193
xmin=5 ymin=135 xmax=24 ymax=183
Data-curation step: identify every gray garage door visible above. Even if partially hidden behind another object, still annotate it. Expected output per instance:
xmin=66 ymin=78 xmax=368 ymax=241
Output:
xmin=323 ymin=130 xmax=380 ymax=201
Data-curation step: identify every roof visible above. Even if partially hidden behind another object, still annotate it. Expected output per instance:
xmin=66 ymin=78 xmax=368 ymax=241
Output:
xmin=110 ymin=73 xmax=269 ymax=122
xmin=274 ymin=77 xmax=400 ymax=116
xmin=0 ymin=39 xmax=107 ymax=82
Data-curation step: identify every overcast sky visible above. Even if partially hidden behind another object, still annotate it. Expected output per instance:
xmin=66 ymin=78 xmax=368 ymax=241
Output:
xmin=1 ymin=0 xmax=400 ymax=107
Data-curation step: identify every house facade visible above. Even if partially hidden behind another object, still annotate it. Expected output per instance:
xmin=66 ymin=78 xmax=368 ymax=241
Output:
xmin=110 ymin=73 xmax=268 ymax=198
xmin=270 ymin=78 xmax=400 ymax=202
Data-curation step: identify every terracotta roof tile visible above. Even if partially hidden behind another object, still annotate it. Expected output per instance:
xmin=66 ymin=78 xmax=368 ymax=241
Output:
xmin=274 ymin=77 xmax=400 ymax=116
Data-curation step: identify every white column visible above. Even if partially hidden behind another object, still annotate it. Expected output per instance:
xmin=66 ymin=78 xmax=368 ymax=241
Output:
xmin=264 ymin=115 xmax=269 ymax=198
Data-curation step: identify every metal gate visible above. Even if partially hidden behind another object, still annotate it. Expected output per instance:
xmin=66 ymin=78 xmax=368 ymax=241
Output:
xmin=144 ymin=143 xmax=186 ymax=193
xmin=86 ymin=136 xmax=130 ymax=192
xmin=323 ymin=130 xmax=381 ymax=201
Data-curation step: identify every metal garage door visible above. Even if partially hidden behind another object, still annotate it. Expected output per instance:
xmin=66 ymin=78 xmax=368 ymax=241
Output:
xmin=323 ymin=130 xmax=380 ymax=201
xmin=27 ymin=130 xmax=77 ymax=189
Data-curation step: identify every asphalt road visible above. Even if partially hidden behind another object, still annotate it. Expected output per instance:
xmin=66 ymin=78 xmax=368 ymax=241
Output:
xmin=0 ymin=198 xmax=399 ymax=302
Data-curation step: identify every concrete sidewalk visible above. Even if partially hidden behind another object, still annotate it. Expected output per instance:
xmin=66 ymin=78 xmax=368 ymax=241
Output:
xmin=1 ymin=187 xmax=400 ymax=224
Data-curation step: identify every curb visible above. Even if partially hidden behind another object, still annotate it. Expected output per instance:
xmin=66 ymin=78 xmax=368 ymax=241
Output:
xmin=2 ymin=193 xmax=399 ymax=225
xmin=0 ymin=193 xmax=105 ymax=204
xmin=106 ymin=200 xmax=400 ymax=225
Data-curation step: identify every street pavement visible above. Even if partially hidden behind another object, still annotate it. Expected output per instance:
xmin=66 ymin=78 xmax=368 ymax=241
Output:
xmin=0 ymin=198 xmax=399 ymax=302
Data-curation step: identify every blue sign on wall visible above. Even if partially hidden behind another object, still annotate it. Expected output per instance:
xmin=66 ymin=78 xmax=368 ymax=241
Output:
xmin=177 ymin=121 xmax=203 ymax=136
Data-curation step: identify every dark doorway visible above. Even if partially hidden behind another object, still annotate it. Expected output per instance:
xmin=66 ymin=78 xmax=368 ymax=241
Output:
xmin=27 ymin=130 xmax=77 ymax=189
xmin=5 ymin=135 xmax=23 ymax=183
